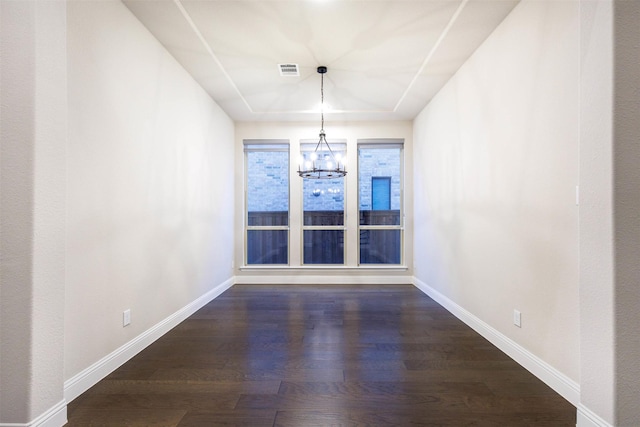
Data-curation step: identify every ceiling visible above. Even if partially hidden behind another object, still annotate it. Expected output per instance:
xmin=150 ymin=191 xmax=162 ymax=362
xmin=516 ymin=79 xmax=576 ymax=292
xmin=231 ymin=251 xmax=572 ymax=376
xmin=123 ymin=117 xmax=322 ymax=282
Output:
xmin=123 ymin=0 xmax=520 ymax=122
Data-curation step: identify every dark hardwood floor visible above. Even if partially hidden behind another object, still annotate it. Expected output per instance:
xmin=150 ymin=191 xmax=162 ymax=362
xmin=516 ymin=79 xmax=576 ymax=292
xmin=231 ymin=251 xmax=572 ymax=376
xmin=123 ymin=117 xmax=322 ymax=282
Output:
xmin=66 ymin=285 xmax=576 ymax=426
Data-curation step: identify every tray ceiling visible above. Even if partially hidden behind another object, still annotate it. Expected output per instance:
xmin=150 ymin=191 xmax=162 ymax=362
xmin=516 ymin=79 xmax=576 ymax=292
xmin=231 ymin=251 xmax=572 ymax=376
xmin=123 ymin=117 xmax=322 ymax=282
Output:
xmin=123 ymin=0 xmax=520 ymax=122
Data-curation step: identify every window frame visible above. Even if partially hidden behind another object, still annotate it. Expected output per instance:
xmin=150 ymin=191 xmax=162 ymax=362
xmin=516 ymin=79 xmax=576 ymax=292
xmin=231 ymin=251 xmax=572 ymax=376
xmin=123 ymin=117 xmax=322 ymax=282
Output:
xmin=299 ymin=139 xmax=347 ymax=265
xmin=357 ymin=140 xmax=404 ymax=266
xmin=244 ymin=140 xmax=290 ymax=266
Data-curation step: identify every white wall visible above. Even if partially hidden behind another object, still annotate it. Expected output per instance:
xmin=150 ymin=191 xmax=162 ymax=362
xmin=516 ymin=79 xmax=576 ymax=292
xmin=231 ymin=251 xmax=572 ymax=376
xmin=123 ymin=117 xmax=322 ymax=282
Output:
xmin=0 ymin=0 xmax=67 ymax=424
xmin=579 ymin=0 xmax=640 ymax=425
xmin=234 ymin=121 xmax=413 ymax=283
xmin=612 ymin=1 xmax=640 ymax=421
xmin=65 ymin=0 xmax=234 ymax=382
xmin=579 ymin=0 xmax=615 ymax=423
xmin=413 ymin=0 xmax=580 ymax=386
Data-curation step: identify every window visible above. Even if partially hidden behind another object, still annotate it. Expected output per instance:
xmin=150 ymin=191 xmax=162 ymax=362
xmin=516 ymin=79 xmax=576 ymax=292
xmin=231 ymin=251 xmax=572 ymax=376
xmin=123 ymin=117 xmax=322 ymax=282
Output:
xmin=244 ymin=141 xmax=289 ymax=265
xmin=358 ymin=142 xmax=403 ymax=264
xmin=243 ymin=136 xmax=406 ymax=268
xmin=301 ymin=141 xmax=346 ymax=264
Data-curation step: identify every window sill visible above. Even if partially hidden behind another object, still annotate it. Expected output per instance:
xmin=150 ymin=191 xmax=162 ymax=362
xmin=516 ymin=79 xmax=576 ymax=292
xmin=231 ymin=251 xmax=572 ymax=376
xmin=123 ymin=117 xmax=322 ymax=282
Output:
xmin=239 ymin=265 xmax=409 ymax=271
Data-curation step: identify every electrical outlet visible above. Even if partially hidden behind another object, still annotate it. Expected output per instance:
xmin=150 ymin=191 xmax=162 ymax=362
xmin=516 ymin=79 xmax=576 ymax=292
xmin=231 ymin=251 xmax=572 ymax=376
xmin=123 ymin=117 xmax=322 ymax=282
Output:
xmin=513 ymin=309 xmax=521 ymax=328
xmin=123 ymin=309 xmax=131 ymax=327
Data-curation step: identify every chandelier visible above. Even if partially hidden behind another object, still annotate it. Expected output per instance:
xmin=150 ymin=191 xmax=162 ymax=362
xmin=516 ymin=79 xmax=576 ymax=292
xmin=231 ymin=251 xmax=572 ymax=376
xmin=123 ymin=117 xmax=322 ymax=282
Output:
xmin=298 ymin=66 xmax=347 ymax=179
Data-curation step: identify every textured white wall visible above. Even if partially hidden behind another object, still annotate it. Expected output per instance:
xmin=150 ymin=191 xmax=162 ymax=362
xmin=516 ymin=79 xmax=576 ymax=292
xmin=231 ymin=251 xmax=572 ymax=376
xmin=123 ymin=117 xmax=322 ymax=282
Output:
xmin=413 ymin=0 xmax=580 ymax=383
xmin=0 ymin=0 xmax=67 ymax=423
xmin=612 ymin=0 xmax=640 ymax=423
xmin=0 ymin=3 xmax=35 ymax=420
xmin=65 ymin=1 xmax=234 ymax=380
xmin=579 ymin=0 xmax=615 ymax=423
xmin=579 ymin=1 xmax=640 ymax=424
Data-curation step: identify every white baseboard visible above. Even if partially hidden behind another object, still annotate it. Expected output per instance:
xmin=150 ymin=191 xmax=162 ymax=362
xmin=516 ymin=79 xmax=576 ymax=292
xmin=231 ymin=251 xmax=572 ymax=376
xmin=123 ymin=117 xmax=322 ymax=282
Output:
xmin=64 ymin=277 xmax=234 ymax=403
xmin=235 ymin=274 xmax=413 ymax=285
xmin=0 ymin=400 xmax=67 ymax=427
xmin=577 ymin=404 xmax=613 ymax=427
xmin=412 ymin=277 xmax=580 ymax=406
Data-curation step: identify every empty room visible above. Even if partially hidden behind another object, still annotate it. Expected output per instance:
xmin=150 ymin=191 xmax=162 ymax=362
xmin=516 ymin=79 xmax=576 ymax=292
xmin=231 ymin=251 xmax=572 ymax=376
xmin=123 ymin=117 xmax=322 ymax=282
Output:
xmin=1 ymin=0 xmax=639 ymax=426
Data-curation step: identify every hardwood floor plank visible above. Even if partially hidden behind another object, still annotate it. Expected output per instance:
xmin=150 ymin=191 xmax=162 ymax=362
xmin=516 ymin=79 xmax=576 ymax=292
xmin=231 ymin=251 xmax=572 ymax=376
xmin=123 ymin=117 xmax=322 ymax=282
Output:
xmin=223 ymin=358 xmax=406 ymax=371
xmin=176 ymin=409 xmax=276 ymax=427
xmin=276 ymin=380 xmax=494 ymax=397
xmin=273 ymin=410 xmax=574 ymax=427
xmin=75 ymin=392 xmax=240 ymax=411
xmin=149 ymin=366 xmax=344 ymax=382
xmin=483 ymin=378 xmax=565 ymax=397
xmin=90 ymin=379 xmax=281 ymax=395
xmin=404 ymin=359 xmax=522 ymax=371
xmin=65 ymin=408 xmax=187 ymax=427
xmin=462 ymin=394 xmax=576 ymax=414
xmin=344 ymin=366 xmax=536 ymax=383
xmin=234 ymin=392 xmax=470 ymax=412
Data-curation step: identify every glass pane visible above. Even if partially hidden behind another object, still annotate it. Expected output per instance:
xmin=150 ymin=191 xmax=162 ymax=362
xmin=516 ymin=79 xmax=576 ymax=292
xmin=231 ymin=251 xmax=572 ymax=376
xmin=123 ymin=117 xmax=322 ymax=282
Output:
xmin=247 ymin=230 xmax=288 ymax=265
xmin=359 ymin=210 xmax=400 ymax=226
xmin=303 ymin=179 xmax=344 ymax=225
xmin=302 ymin=142 xmax=346 ymax=226
xmin=359 ymin=147 xmax=401 ymax=225
xmin=247 ymin=150 xmax=288 ymax=226
xmin=372 ymin=177 xmax=391 ymax=210
xmin=303 ymin=230 xmax=344 ymax=264
xmin=300 ymin=142 xmax=347 ymax=225
xmin=360 ymin=229 xmax=401 ymax=264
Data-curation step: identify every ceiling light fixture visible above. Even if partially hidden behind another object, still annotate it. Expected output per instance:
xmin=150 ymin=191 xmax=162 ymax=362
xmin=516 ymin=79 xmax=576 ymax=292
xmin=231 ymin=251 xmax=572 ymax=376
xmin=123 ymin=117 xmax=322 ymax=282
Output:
xmin=298 ymin=66 xmax=347 ymax=180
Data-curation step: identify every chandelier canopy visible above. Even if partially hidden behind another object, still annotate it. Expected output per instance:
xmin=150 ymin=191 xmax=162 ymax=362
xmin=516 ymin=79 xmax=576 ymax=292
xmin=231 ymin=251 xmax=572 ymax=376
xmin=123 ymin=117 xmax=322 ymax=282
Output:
xmin=298 ymin=66 xmax=347 ymax=180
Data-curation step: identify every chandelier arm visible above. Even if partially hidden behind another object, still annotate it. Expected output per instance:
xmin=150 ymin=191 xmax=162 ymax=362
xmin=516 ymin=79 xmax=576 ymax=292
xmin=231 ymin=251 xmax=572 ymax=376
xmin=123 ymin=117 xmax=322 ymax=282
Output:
xmin=312 ymin=135 xmax=324 ymax=153
xmin=320 ymin=135 xmax=340 ymax=166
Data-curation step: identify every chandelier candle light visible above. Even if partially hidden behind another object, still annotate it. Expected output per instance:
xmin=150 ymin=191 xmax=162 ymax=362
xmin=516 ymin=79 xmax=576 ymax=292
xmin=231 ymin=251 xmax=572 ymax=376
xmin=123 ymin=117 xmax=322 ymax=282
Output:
xmin=298 ymin=66 xmax=347 ymax=179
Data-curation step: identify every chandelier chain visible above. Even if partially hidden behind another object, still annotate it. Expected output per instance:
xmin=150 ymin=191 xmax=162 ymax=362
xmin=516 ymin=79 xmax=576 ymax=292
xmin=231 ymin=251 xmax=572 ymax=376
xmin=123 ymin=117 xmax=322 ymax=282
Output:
xmin=320 ymin=72 xmax=324 ymax=130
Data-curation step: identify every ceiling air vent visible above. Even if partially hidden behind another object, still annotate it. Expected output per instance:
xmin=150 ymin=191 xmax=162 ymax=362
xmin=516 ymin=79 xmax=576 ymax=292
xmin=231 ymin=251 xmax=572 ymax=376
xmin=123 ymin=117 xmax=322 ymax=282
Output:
xmin=278 ymin=63 xmax=299 ymax=77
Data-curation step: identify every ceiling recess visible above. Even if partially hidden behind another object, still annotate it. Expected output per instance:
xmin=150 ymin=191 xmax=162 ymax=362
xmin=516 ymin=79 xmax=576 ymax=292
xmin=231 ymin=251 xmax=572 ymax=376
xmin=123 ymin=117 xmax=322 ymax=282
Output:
xmin=278 ymin=63 xmax=299 ymax=77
